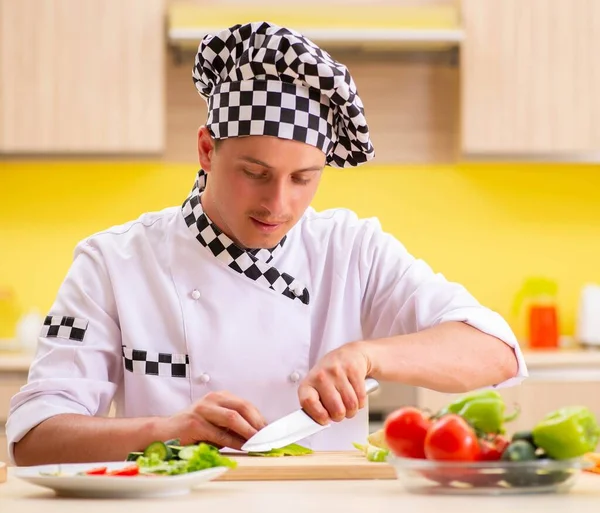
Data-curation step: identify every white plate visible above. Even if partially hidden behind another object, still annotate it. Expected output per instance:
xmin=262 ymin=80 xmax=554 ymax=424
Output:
xmin=14 ymin=461 xmax=230 ymax=498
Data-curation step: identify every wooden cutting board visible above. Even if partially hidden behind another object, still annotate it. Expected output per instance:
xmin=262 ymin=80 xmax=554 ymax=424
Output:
xmin=216 ymin=451 xmax=396 ymax=481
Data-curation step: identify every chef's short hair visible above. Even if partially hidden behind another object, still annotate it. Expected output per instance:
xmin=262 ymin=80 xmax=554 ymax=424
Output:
xmin=192 ymin=21 xmax=375 ymax=168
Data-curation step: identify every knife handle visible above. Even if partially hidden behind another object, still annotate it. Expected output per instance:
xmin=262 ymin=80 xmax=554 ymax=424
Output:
xmin=365 ymin=378 xmax=380 ymax=394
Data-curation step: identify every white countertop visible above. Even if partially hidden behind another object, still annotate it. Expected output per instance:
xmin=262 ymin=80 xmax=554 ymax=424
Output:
xmin=1 ymin=469 xmax=600 ymax=512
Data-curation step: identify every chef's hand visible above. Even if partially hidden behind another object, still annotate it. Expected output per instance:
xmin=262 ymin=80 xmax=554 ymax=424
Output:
xmin=167 ymin=391 xmax=267 ymax=450
xmin=298 ymin=341 xmax=371 ymax=425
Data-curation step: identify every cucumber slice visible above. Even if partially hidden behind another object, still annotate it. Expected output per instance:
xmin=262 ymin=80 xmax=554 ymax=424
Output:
xmin=512 ymin=430 xmax=536 ymax=447
xmin=178 ymin=445 xmax=198 ymax=461
xmin=143 ymin=441 xmax=172 ymax=461
xmin=167 ymin=445 xmax=184 ymax=459
xmin=501 ymin=440 xmax=537 ymax=462
xmin=126 ymin=451 xmax=143 ymax=462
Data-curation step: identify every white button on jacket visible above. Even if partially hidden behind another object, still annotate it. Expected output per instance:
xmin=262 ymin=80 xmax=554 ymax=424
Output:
xmin=6 ymin=203 xmax=528 ymax=462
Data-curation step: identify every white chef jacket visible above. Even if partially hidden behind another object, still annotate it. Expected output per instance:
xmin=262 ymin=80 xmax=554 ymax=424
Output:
xmin=6 ymin=172 xmax=528 ymax=462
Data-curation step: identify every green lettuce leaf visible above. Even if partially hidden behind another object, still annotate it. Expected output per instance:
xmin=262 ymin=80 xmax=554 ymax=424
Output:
xmin=137 ymin=442 xmax=237 ymax=475
xmin=248 ymin=443 xmax=313 ymax=457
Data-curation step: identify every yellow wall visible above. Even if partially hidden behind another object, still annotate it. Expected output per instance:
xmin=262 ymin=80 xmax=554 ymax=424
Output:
xmin=1 ymin=160 xmax=600 ymax=344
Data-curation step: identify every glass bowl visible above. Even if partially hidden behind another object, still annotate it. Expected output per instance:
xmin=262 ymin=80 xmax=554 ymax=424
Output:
xmin=388 ymin=454 xmax=593 ymax=495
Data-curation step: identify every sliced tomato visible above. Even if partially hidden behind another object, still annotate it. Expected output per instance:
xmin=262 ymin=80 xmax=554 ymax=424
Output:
xmin=424 ymin=414 xmax=481 ymax=461
xmin=107 ymin=465 xmax=140 ymax=476
xmin=85 ymin=466 xmax=108 ymax=475
xmin=384 ymin=406 xmax=432 ymax=459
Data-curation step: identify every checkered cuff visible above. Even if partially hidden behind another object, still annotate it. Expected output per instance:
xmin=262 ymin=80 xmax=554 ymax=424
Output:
xmin=41 ymin=315 xmax=89 ymax=342
xmin=122 ymin=346 xmax=189 ymax=379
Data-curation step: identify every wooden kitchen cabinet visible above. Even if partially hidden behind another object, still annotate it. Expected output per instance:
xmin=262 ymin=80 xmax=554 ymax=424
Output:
xmin=0 ymin=0 xmax=165 ymax=154
xmin=460 ymin=0 xmax=600 ymax=157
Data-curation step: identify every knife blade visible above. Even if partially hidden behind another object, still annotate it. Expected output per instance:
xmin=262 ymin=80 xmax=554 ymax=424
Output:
xmin=241 ymin=377 xmax=380 ymax=453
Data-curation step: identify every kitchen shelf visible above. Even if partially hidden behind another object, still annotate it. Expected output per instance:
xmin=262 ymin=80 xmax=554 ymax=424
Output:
xmin=167 ymin=3 xmax=464 ymax=50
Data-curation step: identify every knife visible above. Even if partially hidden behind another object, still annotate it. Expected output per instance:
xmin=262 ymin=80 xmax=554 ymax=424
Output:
xmin=241 ymin=377 xmax=380 ymax=453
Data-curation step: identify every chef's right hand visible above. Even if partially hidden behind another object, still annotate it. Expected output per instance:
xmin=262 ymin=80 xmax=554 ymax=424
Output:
xmin=167 ymin=391 xmax=267 ymax=450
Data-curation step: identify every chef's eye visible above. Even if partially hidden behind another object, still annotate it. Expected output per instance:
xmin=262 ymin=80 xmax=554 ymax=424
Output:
xmin=292 ymin=175 xmax=310 ymax=185
xmin=243 ymin=169 xmax=265 ymax=180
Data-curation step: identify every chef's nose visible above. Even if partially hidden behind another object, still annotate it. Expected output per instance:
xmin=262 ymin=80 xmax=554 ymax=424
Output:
xmin=261 ymin=178 xmax=289 ymax=216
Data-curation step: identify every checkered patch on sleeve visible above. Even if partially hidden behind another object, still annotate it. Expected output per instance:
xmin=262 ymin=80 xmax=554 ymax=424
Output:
xmin=122 ymin=345 xmax=190 ymax=379
xmin=41 ymin=315 xmax=89 ymax=342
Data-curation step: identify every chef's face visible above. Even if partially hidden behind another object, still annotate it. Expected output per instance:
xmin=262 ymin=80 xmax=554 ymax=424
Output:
xmin=197 ymin=126 xmax=326 ymax=249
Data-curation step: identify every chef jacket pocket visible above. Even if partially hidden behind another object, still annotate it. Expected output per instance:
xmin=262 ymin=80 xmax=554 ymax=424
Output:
xmin=121 ymin=344 xmax=189 ymax=378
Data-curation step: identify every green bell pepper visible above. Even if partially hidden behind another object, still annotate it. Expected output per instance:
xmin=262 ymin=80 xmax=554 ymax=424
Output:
xmin=443 ymin=390 xmax=503 ymax=413
xmin=532 ymin=406 xmax=600 ymax=460
xmin=439 ymin=390 xmax=519 ymax=434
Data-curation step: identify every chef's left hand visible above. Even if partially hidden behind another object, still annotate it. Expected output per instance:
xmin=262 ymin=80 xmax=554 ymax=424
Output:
xmin=298 ymin=341 xmax=371 ymax=425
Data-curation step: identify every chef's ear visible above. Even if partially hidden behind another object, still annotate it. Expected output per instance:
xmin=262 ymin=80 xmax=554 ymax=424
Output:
xmin=197 ymin=126 xmax=217 ymax=172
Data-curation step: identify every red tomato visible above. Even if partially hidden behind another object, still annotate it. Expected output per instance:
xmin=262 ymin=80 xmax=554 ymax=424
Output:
xmin=107 ymin=465 xmax=140 ymax=476
xmin=85 ymin=466 xmax=108 ymax=475
xmin=477 ymin=439 xmax=503 ymax=461
xmin=493 ymin=435 xmax=510 ymax=454
xmin=477 ymin=434 xmax=510 ymax=461
xmin=384 ymin=406 xmax=432 ymax=459
xmin=424 ymin=414 xmax=481 ymax=461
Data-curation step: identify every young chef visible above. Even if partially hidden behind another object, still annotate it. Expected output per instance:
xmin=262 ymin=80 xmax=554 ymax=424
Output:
xmin=7 ymin=22 xmax=527 ymax=465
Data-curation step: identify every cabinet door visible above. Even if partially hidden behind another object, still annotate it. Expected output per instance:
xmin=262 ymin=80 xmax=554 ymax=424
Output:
xmin=0 ymin=0 xmax=165 ymax=154
xmin=460 ymin=0 xmax=600 ymax=157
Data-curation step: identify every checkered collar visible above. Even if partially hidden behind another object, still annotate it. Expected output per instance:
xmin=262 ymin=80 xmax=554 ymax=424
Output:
xmin=181 ymin=170 xmax=310 ymax=305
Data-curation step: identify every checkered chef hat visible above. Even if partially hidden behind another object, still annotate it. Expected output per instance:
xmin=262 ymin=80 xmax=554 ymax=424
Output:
xmin=192 ymin=21 xmax=375 ymax=168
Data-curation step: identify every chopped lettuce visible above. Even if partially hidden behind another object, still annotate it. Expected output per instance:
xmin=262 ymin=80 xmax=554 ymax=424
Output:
xmin=353 ymin=441 xmax=389 ymax=462
xmin=367 ymin=429 xmax=389 ymax=450
xmin=186 ymin=443 xmax=238 ymax=471
xmin=135 ymin=452 xmax=164 ymax=468
xmin=248 ymin=443 xmax=313 ymax=457
xmin=135 ymin=442 xmax=237 ymax=475
xmin=354 ymin=429 xmax=390 ymax=462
